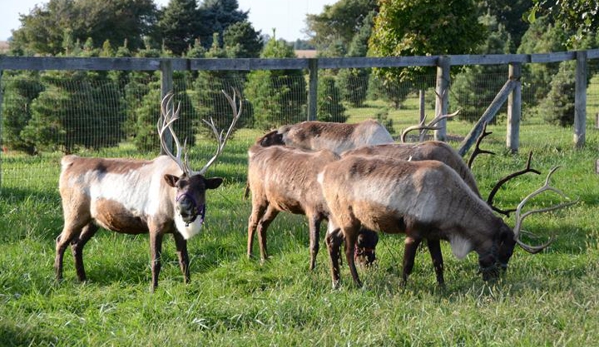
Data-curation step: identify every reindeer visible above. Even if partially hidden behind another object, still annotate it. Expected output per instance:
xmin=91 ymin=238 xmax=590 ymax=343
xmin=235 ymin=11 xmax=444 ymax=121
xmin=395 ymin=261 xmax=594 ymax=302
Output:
xmin=246 ymin=141 xmax=375 ymax=270
xmin=258 ymin=119 xmax=394 ymax=154
xmin=55 ymin=90 xmax=242 ymax=291
xmin=318 ymin=155 xmax=576 ymax=288
xmin=341 ymin=141 xmax=480 ymax=285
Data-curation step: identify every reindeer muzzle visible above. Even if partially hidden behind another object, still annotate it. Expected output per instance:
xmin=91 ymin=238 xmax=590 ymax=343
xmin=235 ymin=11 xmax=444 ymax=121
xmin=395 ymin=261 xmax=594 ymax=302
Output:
xmin=354 ymin=246 xmax=377 ymax=267
xmin=176 ymin=193 xmax=205 ymax=226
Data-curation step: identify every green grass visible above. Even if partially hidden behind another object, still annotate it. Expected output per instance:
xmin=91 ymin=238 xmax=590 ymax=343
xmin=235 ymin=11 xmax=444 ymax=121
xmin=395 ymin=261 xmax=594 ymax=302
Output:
xmin=1 ymin=104 xmax=599 ymax=346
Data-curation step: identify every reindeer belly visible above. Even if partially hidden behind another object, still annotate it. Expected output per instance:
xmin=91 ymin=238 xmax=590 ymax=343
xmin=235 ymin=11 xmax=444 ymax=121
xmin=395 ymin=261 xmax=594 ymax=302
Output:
xmin=92 ymin=199 xmax=149 ymax=234
xmin=354 ymin=202 xmax=406 ymax=234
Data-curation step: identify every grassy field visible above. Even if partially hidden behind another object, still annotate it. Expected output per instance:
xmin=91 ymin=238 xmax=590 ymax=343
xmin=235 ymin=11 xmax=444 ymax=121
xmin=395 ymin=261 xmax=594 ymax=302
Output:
xmin=1 ymin=95 xmax=598 ymax=346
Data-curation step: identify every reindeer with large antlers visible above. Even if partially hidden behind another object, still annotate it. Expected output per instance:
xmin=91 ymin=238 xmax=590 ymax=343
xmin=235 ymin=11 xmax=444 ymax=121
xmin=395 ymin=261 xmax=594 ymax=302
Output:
xmin=55 ymin=90 xmax=242 ymax=291
xmin=319 ymin=155 xmax=577 ymax=289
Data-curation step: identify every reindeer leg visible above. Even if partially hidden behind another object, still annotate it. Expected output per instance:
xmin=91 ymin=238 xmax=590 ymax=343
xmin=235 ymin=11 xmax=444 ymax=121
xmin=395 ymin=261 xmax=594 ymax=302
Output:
xmin=256 ymin=205 xmax=279 ymax=265
xmin=426 ymin=239 xmax=445 ymax=286
xmin=70 ymin=222 xmax=98 ymax=282
xmin=325 ymin=225 xmax=344 ymax=289
xmin=402 ymin=236 xmax=422 ymax=287
xmin=307 ymin=214 xmax=322 ymax=271
xmin=55 ymin=221 xmax=86 ymax=281
xmin=149 ymin=231 xmax=164 ymax=292
xmin=344 ymin=225 xmax=362 ymax=288
xmin=173 ymin=232 xmax=190 ymax=284
xmin=247 ymin=203 xmax=267 ymax=260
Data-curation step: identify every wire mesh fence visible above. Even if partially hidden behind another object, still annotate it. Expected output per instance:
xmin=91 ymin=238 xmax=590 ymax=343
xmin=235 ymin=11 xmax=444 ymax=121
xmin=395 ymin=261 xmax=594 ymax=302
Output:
xmin=1 ymin=61 xmax=599 ymax=193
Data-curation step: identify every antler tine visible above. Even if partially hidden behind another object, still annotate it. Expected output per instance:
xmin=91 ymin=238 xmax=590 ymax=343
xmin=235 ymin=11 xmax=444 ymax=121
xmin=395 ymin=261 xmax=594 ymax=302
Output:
xmin=513 ymin=166 xmax=579 ymax=253
xmin=197 ymin=88 xmax=243 ymax=175
xmin=158 ymin=93 xmax=191 ymax=175
xmin=467 ymin=122 xmax=495 ymax=169
xmin=487 ymin=151 xmax=541 ymax=216
xmin=400 ymin=124 xmax=440 ymax=143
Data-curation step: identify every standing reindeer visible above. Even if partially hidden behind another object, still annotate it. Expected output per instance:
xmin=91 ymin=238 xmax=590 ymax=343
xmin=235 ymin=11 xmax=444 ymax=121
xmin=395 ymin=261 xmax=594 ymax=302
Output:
xmin=318 ymin=155 xmax=576 ymax=288
xmin=55 ymin=90 xmax=242 ymax=291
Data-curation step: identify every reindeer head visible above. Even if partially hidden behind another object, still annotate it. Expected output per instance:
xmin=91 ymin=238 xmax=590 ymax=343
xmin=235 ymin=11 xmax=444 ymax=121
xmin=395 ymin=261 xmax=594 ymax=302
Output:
xmin=355 ymin=228 xmax=379 ymax=267
xmin=257 ymin=130 xmax=285 ymax=147
xmin=158 ymin=89 xmax=242 ymax=238
xmin=479 ymin=166 xmax=577 ymax=281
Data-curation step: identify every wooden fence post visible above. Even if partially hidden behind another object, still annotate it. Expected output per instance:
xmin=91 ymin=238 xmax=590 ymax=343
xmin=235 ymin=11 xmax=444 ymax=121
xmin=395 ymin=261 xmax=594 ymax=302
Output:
xmin=160 ymin=59 xmax=174 ymax=154
xmin=307 ymin=58 xmax=318 ymax=121
xmin=507 ymin=62 xmax=522 ymax=153
xmin=434 ymin=56 xmax=450 ymax=141
xmin=574 ymin=50 xmax=587 ymax=148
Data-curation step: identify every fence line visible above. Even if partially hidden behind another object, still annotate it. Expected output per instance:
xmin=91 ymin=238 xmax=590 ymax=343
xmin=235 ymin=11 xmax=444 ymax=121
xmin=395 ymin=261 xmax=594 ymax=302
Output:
xmin=1 ymin=50 xmax=599 ymax=192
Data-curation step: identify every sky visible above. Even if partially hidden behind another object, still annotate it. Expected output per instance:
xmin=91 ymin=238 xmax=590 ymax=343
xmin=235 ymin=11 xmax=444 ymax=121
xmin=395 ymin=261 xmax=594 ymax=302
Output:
xmin=0 ymin=0 xmax=337 ymax=42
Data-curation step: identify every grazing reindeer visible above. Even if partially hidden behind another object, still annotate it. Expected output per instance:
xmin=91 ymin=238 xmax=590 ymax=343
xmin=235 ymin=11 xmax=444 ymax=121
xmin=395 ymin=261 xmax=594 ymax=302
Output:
xmin=55 ymin=90 xmax=242 ymax=291
xmin=246 ymin=141 xmax=344 ymax=270
xmin=341 ymin=141 xmax=481 ymax=285
xmin=258 ymin=119 xmax=394 ymax=154
xmin=318 ymin=155 xmax=576 ymax=288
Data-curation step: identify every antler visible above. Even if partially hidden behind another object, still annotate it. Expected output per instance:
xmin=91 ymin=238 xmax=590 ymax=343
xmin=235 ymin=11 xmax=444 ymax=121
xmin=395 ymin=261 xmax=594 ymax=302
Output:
xmin=158 ymin=92 xmax=192 ymax=176
xmin=198 ymin=88 xmax=243 ymax=175
xmin=400 ymin=110 xmax=460 ymax=143
xmin=512 ymin=166 xmax=579 ymax=253
xmin=487 ymin=151 xmax=541 ymax=216
xmin=467 ymin=122 xmax=494 ymax=169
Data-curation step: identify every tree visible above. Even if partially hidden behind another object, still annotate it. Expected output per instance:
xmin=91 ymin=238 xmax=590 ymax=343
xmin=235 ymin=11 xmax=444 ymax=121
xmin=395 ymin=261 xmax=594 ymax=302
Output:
xmin=478 ymin=0 xmax=533 ymax=50
xmin=317 ymin=75 xmax=347 ymax=122
xmin=540 ymin=61 xmax=576 ymax=127
xmin=197 ymin=0 xmax=249 ymax=48
xmin=305 ymin=0 xmax=378 ymax=54
xmin=245 ymin=34 xmax=307 ymax=129
xmin=11 ymin=0 xmax=158 ymax=55
xmin=369 ymin=0 xmax=485 ymax=84
xmin=1 ymin=71 xmax=44 ymax=153
xmin=21 ymin=70 xmax=125 ymax=153
xmin=190 ymin=33 xmax=247 ymax=138
xmin=529 ymin=0 xmax=599 ymax=44
xmin=158 ymin=0 xmax=200 ymax=56
xmin=336 ymin=10 xmax=375 ymax=107
xmin=223 ymin=21 xmax=264 ymax=58
xmin=452 ymin=14 xmax=513 ymax=122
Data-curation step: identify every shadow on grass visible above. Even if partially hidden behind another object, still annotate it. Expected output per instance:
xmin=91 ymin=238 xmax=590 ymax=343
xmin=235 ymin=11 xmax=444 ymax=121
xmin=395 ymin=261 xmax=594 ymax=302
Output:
xmin=0 ymin=321 xmax=58 ymax=347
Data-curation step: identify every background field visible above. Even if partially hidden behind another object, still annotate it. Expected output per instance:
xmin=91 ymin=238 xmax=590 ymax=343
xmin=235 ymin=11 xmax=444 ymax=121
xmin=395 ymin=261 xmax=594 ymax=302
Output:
xmin=1 ymin=89 xmax=598 ymax=346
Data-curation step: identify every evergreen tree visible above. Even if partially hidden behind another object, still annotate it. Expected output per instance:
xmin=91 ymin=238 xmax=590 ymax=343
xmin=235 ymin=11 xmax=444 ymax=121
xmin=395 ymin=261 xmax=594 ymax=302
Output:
xmin=336 ymin=11 xmax=375 ymax=107
xmin=317 ymin=75 xmax=347 ymax=123
xmin=223 ymin=20 xmax=264 ymax=58
xmin=540 ymin=61 xmax=576 ymax=127
xmin=245 ymin=33 xmax=307 ymax=129
xmin=190 ymin=33 xmax=247 ymax=138
xmin=197 ymin=0 xmax=249 ymax=48
xmin=452 ymin=14 xmax=513 ymax=122
xmin=158 ymin=0 xmax=199 ymax=56
xmin=1 ymin=71 xmax=44 ymax=153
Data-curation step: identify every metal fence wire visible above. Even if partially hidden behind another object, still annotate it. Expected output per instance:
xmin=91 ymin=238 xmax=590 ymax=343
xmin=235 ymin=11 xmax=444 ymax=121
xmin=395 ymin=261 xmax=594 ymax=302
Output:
xmin=1 ymin=55 xmax=599 ymax=193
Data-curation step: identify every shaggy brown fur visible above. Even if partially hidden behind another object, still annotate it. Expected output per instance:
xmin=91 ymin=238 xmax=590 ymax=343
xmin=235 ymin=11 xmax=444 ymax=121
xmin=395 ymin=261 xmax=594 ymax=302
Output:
xmin=319 ymin=156 xmax=517 ymax=289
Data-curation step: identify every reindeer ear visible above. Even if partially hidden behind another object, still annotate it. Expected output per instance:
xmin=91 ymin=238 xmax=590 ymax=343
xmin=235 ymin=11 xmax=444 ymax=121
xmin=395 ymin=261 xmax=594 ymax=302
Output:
xmin=205 ymin=177 xmax=223 ymax=190
xmin=164 ymin=174 xmax=180 ymax=187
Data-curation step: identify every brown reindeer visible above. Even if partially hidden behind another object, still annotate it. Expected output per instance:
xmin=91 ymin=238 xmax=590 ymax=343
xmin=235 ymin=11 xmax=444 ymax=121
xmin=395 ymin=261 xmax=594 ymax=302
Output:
xmin=318 ymin=156 xmax=576 ymax=288
xmin=258 ymin=119 xmax=394 ymax=154
xmin=55 ymin=90 xmax=242 ymax=291
xmin=341 ymin=141 xmax=481 ymax=285
xmin=246 ymin=141 xmax=344 ymax=270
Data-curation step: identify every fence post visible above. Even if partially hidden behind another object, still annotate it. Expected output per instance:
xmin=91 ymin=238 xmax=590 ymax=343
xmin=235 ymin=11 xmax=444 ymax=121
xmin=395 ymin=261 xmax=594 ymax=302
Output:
xmin=160 ymin=59 xmax=174 ymax=154
xmin=434 ymin=56 xmax=450 ymax=141
xmin=507 ymin=62 xmax=522 ymax=153
xmin=574 ymin=50 xmax=587 ymax=148
xmin=307 ymin=58 xmax=318 ymax=121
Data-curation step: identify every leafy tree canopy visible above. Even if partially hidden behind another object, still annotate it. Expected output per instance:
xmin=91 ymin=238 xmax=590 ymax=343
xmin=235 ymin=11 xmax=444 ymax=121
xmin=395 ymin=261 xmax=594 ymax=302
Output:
xmin=12 ymin=0 xmax=158 ymax=55
xmin=305 ymin=0 xmax=377 ymax=53
xmin=368 ymin=0 xmax=485 ymax=84
xmin=529 ymin=0 xmax=599 ymax=45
